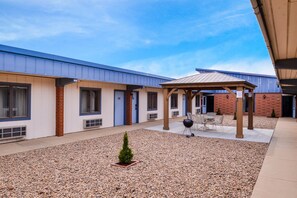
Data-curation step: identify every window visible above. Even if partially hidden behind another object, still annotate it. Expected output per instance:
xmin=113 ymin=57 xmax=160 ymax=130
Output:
xmin=147 ymin=92 xmax=158 ymax=111
xmin=80 ymin=88 xmax=101 ymax=115
xmin=0 ymin=83 xmax=30 ymax=121
xmin=195 ymin=95 xmax=200 ymax=107
xmin=171 ymin=94 xmax=178 ymax=109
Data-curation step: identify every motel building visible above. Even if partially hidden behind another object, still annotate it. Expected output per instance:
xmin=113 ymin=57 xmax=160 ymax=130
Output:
xmin=0 ymin=44 xmax=296 ymax=141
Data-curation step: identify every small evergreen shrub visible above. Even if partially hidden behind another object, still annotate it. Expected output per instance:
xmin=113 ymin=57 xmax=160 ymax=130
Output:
xmin=233 ymin=112 xmax=237 ymax=120
xmin=271 ymin=109 xmax=276 ymax=118
xmin=118 ymin=132 xmax=133 ymax=164
xmin=216 ymin=108 xmax=222 ymax=115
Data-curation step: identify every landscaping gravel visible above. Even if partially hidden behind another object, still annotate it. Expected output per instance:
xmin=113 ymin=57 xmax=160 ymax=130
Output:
xmin=223 ymin=115 xmax=278 ymax=129
xmin=0 ymin=129 xmax=268 ymax=197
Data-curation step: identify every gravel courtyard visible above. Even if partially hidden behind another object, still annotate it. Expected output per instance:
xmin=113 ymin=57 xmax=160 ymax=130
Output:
xmin=223 ymin=115 xmax=278 ymax=129
xmin=0 ymin=129 xmax=268 ymax=197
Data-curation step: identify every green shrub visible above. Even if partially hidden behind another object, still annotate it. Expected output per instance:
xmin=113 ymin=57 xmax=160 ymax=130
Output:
xmin=216 ymin=108 xmax=222 ymax=115
xmin=118 ymin=132 xmax=133 ymax=164
xmin=233 ymin=112 xmax=237 ymax=120
xmin=271 ymin=109 xmax=276 ymax=118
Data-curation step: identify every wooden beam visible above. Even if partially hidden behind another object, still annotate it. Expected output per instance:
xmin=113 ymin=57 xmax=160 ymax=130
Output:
xmin=236 ymin=86 xmax=244 ymax=138
xmin=167 ymin=88 xmax=177 ymax=99
xmin=186 ymin=90 xmax=192 ymax=114
xmin=223 ymin=87 xmax=236 ymax=97
xmin=280 ymin=79 xmax=297 ymax=85
xmin=191 ymin=90 xmax=200 ymax=100
xmin=275 ymin=58 xmax=297 ymax=70
xmin=163 ymin=88 xmax=169 ymax=130
xmin=248 ymin=90 xmax=254 ymax=130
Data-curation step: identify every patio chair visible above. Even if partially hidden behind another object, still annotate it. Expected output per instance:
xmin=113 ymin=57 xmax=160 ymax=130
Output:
xmin=210 ymin=115 xmax=224 ymax=131
xmin=196 ymin=114 xmax=207 ymax=131
xmin=186 ymin=112 xmax=192 ymax=120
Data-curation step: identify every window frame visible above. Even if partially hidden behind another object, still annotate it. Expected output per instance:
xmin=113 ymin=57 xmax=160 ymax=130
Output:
xmin=79 ymin=87 xmax=102 ymax=116
xmin=0 ymin=82 xmax=31 ymax=122
xmin=195 ymin=95 xmax=200 ymax=107
xmin=147 ymin=92 xmax=158 ymax=111
xmin=170 ymin=93 xmax=178 ymax=109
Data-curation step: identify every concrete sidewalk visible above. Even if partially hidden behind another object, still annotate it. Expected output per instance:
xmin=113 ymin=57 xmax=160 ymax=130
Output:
xmin=0 ymin=118 xmax=183 ymax=156
xmin=252 ymin=118 xmax=297 ymax=198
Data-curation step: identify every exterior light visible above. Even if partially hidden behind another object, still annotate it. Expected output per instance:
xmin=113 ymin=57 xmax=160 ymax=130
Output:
xmin=263 ymin=95 xmax=266 ymax=99
xmin=226 ymin=95 xmax=229 ymax=99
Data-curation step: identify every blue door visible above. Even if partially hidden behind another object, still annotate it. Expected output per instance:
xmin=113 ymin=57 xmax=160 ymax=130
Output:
xmin=132 ymin=92 xmax=138 ymax=124
xmin=114 ymin=91 xmax=125 ymax=126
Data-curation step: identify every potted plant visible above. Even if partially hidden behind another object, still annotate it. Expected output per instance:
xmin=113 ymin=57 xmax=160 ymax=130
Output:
xmin=271 ymin=109 xmax=276 ymax=118
xmin=216 ymin=108 xmax=222 ymax=115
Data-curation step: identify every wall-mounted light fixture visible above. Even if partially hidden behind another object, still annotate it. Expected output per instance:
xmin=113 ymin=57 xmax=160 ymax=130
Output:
xmin=263 ymin=95 xmax=266 ymax=99
xmin=226 ymin=95 xmax=229 ymax=99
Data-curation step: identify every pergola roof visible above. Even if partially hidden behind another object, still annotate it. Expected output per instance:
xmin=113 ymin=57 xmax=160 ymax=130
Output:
xmin=161 ymin=72 xmax=256 ymax=90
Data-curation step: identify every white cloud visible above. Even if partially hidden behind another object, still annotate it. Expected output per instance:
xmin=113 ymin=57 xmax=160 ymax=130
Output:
xmin=207 ymin=59 xmax=275 ymax=76
xmin=119 ymin=47 xmax=275 ymax=78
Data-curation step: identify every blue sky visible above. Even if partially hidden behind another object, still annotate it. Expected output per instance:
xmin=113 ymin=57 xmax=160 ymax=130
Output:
xmin=0 ymin=0 xmax=274 ymax=78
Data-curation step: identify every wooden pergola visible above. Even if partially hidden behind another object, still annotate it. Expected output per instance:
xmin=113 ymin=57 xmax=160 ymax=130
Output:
xmin=161 ymin=72 xmax=257 ymax=138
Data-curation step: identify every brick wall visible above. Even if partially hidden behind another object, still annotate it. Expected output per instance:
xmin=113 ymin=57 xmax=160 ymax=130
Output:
xmin=214 ymin=94 xmax=236 ymax=115
xmin=56 ymin=87 xmax=64 ymax=136
xmin=214 ymin=93 xmax=282 ymax=117
xmin=255 ymin=93 xmax=282 ymax=117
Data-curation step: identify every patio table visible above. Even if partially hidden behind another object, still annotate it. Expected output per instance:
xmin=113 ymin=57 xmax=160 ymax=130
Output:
xmin=200 ymin=116 xmax=215 ymax=131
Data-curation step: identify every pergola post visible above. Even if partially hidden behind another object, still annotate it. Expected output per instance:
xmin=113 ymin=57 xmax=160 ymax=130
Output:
xmin=163 ymin=88 xmax=169 ymax=130
xmin=186 ymin=90 xmax=192 ymax=114
xmin=236 ymin=86 xmax=244 ymax=138
xmin=248 ymin=89 xmax=254 ymax=130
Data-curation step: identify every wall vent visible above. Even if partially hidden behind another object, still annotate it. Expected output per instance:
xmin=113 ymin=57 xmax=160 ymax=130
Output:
xmin=147 ymin=113 xmax=158 ymax=120
xmin=172 ymin=111 xmax=179 ymax=117
xmin=83 ymin=119 xmax=102 ymax=129
xmin=0 ymin=126 xmax=26 ymax=140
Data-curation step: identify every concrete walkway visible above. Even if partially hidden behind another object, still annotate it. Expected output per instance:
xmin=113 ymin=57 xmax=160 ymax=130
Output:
xmin=146 ymin=121 xmax=274 ymax=143
xmin=252 ymin=118 xmax=297 ymax=198
xmin=0 ymin=118 xmax=183 ymax=157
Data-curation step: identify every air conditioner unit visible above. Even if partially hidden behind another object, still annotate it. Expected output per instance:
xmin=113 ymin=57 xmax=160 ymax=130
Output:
xmin=83 ymin=119 xmax=102 ymax=129
xmin=172 ymin=111 xmax=179 ymax=117
xmin=147 ymin=113 xmax=158 ymax=120
xmin=196 ymin=108 xmax=201 ymax=114
xmin=0 ymin=126 xmax=26 ymax=141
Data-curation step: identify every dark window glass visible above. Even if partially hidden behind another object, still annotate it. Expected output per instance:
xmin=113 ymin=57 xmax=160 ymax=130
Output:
xmin=0 ymin=85 xmax=10 ymax=118
xmin=147 ymin=92 xmax=157 ymax=111
xmin=195 ymin=95 xmax=200 ymax=107
xmin=171 ymin=94 xmax=178 ymax=109
xmin=0 ymin=83 xmax=30 ymax=121
xmin=80 ymin=88 xmax=101 ymax=115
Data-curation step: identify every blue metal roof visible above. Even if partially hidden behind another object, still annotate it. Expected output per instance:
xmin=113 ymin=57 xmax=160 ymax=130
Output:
xmin=0 ymin=44 xmax=173 ymax=88
xmin=196 ymin=68 xmax=281 ymax=93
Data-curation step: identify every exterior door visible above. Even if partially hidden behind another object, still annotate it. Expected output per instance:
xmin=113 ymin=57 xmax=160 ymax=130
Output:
xmin=202 ymin=96 xmax=207 ymax=114
xmin=114 ymin=91 xmax=125 ymax=126
xmin=182 ymin=94 xmax=187 ymax=116
xmin=206 ymin=96 xmax=214 ymax=112
xmin=282 ymin=96 xmax=293 ymax=117
xmin=132 ymin=92 xmax=138 ymax=124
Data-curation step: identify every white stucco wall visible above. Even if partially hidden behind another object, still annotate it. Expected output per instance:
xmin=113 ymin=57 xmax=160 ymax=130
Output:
xmin=64 ymin=80 xmax=126 ymax=134
xmin=0 ymin=73 xmax=56 ymax=139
